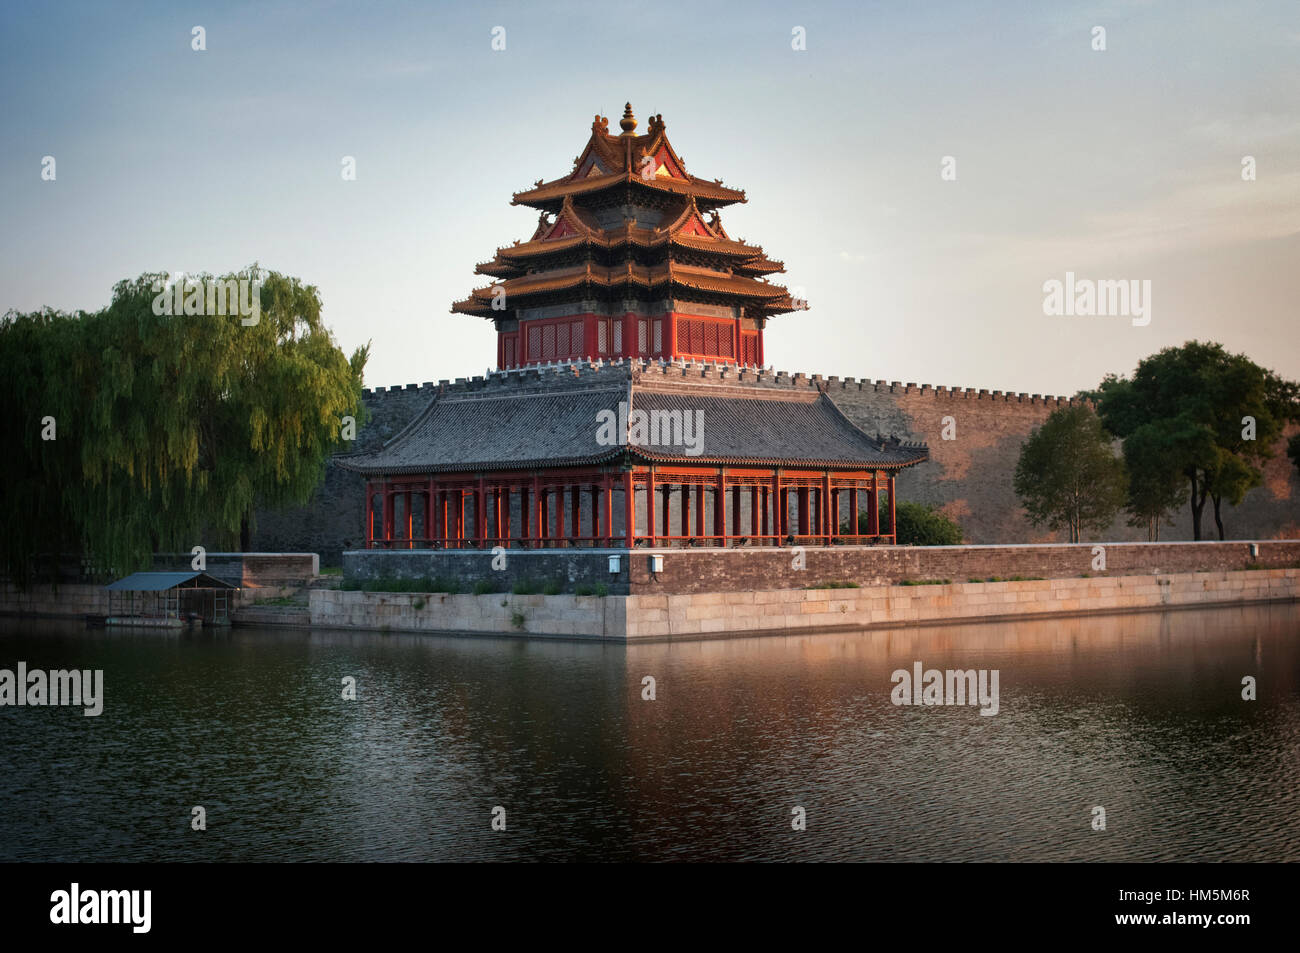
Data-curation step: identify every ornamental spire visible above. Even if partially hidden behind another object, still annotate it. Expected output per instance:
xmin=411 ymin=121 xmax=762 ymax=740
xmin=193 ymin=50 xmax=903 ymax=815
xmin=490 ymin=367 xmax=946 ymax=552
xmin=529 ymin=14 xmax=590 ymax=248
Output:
xmin=619 ymin=102 xmax=637 ymax=135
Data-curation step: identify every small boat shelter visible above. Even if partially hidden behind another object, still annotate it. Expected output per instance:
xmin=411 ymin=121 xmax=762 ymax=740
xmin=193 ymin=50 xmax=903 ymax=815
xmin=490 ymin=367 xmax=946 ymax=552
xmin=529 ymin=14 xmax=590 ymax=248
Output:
xmin=104 ymin=571 xmax=239 ymax=627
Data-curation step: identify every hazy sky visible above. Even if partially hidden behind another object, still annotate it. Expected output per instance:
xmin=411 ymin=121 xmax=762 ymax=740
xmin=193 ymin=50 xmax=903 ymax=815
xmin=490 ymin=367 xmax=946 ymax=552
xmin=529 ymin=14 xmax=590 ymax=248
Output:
xmin=2 ymin=0 xmax=1297 ymax=396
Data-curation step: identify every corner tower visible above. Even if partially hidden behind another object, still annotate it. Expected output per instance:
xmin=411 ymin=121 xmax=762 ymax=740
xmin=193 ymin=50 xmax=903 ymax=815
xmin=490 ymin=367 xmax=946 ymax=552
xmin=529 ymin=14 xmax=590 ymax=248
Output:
xmin=452 ymin=104 xmax=804 ymax=369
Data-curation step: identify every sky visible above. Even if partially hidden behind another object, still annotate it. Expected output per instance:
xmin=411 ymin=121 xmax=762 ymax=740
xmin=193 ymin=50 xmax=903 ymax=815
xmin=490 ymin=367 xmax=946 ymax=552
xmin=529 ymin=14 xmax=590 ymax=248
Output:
xmin=2 ymin=0 xmax=1297 ymax=396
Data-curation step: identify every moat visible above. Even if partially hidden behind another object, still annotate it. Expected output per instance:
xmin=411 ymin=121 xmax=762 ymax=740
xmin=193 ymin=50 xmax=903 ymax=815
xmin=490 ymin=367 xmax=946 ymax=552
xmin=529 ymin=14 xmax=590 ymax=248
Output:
xmin=1 ymin=603 xmax=1297 ymax=862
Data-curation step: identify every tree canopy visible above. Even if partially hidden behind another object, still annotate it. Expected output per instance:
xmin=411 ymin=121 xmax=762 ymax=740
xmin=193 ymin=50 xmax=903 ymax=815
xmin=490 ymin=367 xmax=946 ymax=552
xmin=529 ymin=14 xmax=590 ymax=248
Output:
xmin=1093 ymin=341 xmax=1298 ymax=540
xmin=1013 ymin=404 xmax=1128 ymax=543
xmin=1 ymin=267 xmax=368 ymax=584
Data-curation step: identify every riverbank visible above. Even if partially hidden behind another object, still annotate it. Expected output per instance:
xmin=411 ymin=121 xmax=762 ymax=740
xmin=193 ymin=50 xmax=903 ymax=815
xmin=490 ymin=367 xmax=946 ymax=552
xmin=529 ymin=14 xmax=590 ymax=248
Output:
xmin=6 ymin=556 xmax=1297 ymax=642
xmin=307 ymin=567 xmax=1298 ymax=640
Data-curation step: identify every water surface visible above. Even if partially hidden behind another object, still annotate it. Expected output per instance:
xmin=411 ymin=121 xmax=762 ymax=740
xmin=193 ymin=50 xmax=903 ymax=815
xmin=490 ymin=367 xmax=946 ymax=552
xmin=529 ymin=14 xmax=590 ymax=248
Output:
xmin=1 ymin=604 xmax=1297 ymax=861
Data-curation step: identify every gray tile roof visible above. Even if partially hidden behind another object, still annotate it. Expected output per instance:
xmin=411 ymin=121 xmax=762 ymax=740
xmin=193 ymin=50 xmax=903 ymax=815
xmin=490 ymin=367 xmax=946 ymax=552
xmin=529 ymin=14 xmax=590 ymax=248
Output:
xmin=105 ymin=571 xmax=238 ymax=591
xmin=336 ymin=370 xmax=927 ymax=475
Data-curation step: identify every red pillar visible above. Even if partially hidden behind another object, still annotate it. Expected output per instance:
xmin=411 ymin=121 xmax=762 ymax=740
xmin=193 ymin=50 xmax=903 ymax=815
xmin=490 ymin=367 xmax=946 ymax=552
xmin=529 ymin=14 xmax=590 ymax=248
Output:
xmin=749 ymin=485 xmax=759 ymax=539
xmin=869 ymin=472 xmax=881 ymax=538
xmin=667 ymin=313 xmax=677 ymax=360
xmin=888 ymin=473 xmax=897 ymax=543
xmin=571 ymin=485 xmax=581 ymax=542
xmin=403 ymin=491 xmax=411 ymax=549
xmin=501 ymin=486 xmax=511 ymax=547
xmin=532 ymin=474 xmax=543 ymax=548
xmin=519 ymin=485 xmax=529 ymax=544
xmin=623 ymin=470 xmax=636 ymax=547
xmin=662 ymin=484 xmax=672 ymax=540
xmin=382 ymin=483 xmax=394 ymax=548
xmin=603 ymin=474 xmax=614 ymax=546
xmin=797 ymin=487 xmax=810 ymax=536
xmin=823 ymin=472 xmax=832 ymax=544
xmin=694 ymin=483 xmax=704 ymax=540
xmin=680 ymin=484 xmax=691 ymax=540
xmin=554 ymin=482 xmax=565 ymax=546
xmin=731 ymin=484 xmax=742 ymax=538
xmin=647 ymin=469 xmax=657 ymax=544
xmin=539 ymin=483 xmax=549 ymax=546
xmin=849 ymin=488 xmax=859 ymax=538
xmin=365 ymin=481 xmax=374 ymax=548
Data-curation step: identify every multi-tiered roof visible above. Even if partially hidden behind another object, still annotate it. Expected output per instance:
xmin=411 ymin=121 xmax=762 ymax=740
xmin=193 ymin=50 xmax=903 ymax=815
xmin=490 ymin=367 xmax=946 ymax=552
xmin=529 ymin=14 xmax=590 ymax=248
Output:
xmin=453 ymin=105 xmax=803 ymax=368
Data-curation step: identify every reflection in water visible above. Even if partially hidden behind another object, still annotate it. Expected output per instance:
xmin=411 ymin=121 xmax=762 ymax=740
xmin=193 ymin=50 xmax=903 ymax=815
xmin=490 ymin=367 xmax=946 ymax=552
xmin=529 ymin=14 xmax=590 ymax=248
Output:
xmin=1 ymin=604 xmax=1297 ymax=861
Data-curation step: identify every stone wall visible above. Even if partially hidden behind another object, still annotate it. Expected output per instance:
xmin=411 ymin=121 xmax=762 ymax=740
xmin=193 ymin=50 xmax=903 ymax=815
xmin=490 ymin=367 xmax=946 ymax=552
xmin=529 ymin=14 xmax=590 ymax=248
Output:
xmin=345 ymin=539 xmax=1300 ymax=596
xmin=250 ymin=361 xmax=1300 ymax=557
xmin=623 ymin=568 xmax=1299 ymax=639
xmin=629 ymin=539 xmax=1300 ymax=595
xmin=343 ymin=548 xmax=630 ymax=594
xmin=824 ymin=377 xmax=1300 ymax=544
xmin=304 ymin=568 xmax=1299 ymax=640
xmin=310 ymin=589 xmax=623 ymax=639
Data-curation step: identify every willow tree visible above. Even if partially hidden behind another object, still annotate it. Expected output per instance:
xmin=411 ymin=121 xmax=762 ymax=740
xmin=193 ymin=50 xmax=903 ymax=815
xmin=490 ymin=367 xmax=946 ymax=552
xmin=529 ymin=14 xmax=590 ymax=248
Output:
xmin=2 ymin=267 xmax=368 ymax=582
xmin=1013 ymin=404 xmax=1128 ymax=543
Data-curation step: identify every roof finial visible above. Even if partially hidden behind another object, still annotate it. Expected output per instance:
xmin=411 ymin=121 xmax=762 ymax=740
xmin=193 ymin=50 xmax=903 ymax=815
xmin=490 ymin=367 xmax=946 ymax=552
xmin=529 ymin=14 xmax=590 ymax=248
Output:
xmin=619 ymin=102 xmax=637 ymax=135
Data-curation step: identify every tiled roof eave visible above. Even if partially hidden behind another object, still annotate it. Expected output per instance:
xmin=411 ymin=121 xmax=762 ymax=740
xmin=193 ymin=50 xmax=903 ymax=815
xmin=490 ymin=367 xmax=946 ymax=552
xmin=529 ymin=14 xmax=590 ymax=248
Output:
xmin=336 ymin=448 xmax=628 ymax=476
xmin=627 ymin=450 xmax=930 ymax=469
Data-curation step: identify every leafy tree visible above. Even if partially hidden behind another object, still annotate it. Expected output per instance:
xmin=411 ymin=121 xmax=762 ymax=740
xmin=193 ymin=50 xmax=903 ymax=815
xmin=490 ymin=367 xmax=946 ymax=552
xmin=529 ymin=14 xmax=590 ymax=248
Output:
xmin=1095 ymin=342 xmax=1298 ymax=540
xmin=1289 ymin=432 xmax=1300 ymax=475
xmin=1 ymin=267 xmax=368 ymax=584
xmin=1122 ymin=423 xmax=1188 ymax=540
xmin=1013 ymin=404 xmax=1128 ymax=543
xmin=842 ymin=501 xmax=963 ymax=545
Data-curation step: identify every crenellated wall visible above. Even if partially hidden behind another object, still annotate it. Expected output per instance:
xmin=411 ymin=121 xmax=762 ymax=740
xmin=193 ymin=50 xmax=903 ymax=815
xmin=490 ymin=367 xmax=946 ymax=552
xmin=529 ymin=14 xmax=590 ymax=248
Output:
xmin=251 ymin=359 xmax=1300 ymax=560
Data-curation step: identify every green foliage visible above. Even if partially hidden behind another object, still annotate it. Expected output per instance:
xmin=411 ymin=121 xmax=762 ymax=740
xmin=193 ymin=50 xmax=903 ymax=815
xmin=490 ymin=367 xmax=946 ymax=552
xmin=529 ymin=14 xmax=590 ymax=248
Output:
xmin=1289 ymin=433 xmax=1300 ymax=475
xmin=1 ymin=267 xmax=368 ymax=584
xmin=900 ymin=578 xmax=951 ymax=586
xmin=807 ymin=580 xmax=860 ymax=589
xmin=1095 ymin=342 xmax=1299 ymax=540
xmin=1014 ymin=404 xmax=1128 ymax=542
xmin=894 ymin=501 xmax=963 ymax=545
xmin=510 ymin=610 xmax=526 ymax=630
xmin=472 ymin=580 xmax=496 ymax=595
xmin=843 ymin=500 xmax=964 ymax=545
xmin=1121 ymin=422 xmax=1189 ymax=540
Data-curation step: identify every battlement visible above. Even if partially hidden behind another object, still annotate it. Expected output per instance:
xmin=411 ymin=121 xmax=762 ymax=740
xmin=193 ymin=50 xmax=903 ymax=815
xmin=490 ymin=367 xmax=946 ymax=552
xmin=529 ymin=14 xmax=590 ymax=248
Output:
xmin=361 ymin=359 xmax=1088 ymax=408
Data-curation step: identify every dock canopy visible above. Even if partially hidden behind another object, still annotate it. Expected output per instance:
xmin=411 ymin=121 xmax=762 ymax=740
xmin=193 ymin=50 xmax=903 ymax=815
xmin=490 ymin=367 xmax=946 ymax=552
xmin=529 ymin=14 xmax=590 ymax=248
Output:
xmin=105 ymin=571 xmax=238 ymax=591
xmin=104 ymin=571 xmax=238 ymax=627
